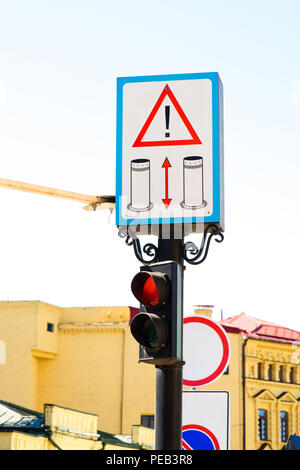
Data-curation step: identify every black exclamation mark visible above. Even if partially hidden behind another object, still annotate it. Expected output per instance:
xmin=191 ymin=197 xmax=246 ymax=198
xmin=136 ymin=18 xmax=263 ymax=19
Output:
xmin=165 ymin=105 xmax=170 ymax=138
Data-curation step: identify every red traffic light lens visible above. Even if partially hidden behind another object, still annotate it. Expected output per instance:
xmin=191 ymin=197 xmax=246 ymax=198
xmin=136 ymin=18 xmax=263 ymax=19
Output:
xmin=143 ymin=276 xmax=159 ymax=307
xmin=131 ymin=271 xmax=169 ymax=308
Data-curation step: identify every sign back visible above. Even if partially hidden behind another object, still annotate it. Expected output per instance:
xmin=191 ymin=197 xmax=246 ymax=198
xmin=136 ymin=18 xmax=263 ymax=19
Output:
xmin=116 ymin=72 xmax=224 ymax=235
xmin=182 ymin=391 xmax=230 ymax=450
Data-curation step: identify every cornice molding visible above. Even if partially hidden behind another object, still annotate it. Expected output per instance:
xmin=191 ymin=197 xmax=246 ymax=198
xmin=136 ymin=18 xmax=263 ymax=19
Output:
xmin=58 ymin=322 xmax=127 ymax=334
xmin=245 ymin=381 xmax=300 ymax=400
xmin=245 ymin=377 xmax=300 ymax=389
xmin=31 ymin=349 xmax=57 ymax=359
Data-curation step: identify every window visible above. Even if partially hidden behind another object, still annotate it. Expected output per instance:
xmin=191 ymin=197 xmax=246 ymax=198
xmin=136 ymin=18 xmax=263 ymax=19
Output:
xmin=268 ymin=364 xmax=273 ymax=381
xmin=257 ymin=363 xmax=262 ymax=379
xmin=289 ymin=367 xmax=295 ymax=384
xmin=47 ymin=322 xmax=54 ymax=332
xmin=258 ymin=409 xmax=268 ymax=441
xmin=280 ymin=411 xmax=288 ymax=442
xmin=141 ymin=415 xmax=155 ymax=429
xmin=279 ymin=366 xmax=284 ymax=382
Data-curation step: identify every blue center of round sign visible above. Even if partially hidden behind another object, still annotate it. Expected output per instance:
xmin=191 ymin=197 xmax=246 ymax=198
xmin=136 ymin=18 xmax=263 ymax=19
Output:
xmin=182 ymin=428 xmax=216 ymax=450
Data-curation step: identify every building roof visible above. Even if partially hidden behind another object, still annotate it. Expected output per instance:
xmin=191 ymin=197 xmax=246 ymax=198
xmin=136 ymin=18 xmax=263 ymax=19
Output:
xmin=219 ymin=312 xmax=300 ymax=344
xmin=0 ymin=400 xmax=43 ymax=428
xmin=99 ymin=430 xmax=141 ymax=449
xmin=0 ymin=400 xmax=44 ymax=436
xmin=0 ymin=400 xmax=141 ymax=449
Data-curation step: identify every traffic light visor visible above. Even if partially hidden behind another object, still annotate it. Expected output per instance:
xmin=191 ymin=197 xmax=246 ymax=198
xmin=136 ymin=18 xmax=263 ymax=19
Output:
xmin=131 ymin=271 xmax=169 ymax=308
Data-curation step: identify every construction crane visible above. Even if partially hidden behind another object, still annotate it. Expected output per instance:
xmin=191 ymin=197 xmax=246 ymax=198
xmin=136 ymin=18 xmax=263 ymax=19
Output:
xmin=0 ymin=178 xmax=115 ymax=212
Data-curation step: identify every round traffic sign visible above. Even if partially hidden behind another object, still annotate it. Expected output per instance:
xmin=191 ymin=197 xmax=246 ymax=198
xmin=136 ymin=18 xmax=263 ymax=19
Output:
xmin=183 ymin=316 xmax=230 ymax=387
xmin=182 ymin=424 xmax=220 ymax=450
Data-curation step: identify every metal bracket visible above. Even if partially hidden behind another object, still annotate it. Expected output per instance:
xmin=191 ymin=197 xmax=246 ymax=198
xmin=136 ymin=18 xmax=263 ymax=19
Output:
xmin=82 ymin=195 xmax=115 ymax=212
xmin=183 ymin=224 xmax=224 ymax=265
xmin=118 ymin=228 xmax=159 ymax=265
xmin=119 ymin=223 xmax=223 ymax=266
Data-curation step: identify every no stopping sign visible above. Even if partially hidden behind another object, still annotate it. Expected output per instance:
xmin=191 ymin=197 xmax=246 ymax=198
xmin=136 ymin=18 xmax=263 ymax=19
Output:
xmin=182 ymin=424 xmax=220 ymax=450
xmin=183 ymin=316 xmax=230 ymax=387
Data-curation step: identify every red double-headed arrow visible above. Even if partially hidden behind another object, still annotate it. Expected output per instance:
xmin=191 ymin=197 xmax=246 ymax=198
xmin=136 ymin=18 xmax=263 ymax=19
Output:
xmin=162 ymin=157 xmax=172 ymax=208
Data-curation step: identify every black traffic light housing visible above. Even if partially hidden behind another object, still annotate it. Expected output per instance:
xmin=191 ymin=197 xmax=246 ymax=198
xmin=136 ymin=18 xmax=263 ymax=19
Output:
xmin=130 ymin=261 xmax=183 ymax=366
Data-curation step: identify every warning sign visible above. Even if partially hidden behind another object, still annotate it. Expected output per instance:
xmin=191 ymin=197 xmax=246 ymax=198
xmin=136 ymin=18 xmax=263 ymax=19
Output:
xmin=133 ymin=84 xmax=202 ymax=147
xmin=116 ymin=72 xmax=224 ymax=233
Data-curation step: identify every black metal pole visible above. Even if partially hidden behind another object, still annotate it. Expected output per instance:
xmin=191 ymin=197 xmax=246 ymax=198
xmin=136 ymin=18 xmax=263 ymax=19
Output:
xmin=155 ymin=364 xmax=183 ymax=450
xmin=155 ymin=230 xmax=184 ymax=450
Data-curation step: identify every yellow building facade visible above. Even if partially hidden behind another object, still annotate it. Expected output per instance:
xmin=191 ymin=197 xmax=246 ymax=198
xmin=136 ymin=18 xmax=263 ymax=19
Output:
xmin=0 ymin=300 xmax=299 ymax=450
xmin=202 ymin=311 xmax=300 ymax=450
xmin=0 ymin=301 xmax=155 ymax=436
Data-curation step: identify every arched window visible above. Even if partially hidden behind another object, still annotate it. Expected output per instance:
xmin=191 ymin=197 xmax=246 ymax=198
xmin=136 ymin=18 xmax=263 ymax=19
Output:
xmin=258 ymin=409 xmax=268 ymax=441
xmin=280 ymin=411 xmax=288 ymax=442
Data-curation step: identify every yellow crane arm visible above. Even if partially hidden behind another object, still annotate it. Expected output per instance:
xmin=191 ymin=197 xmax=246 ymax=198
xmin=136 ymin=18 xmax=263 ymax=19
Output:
xmin=0 ymin=178 xmax=115 ymax=211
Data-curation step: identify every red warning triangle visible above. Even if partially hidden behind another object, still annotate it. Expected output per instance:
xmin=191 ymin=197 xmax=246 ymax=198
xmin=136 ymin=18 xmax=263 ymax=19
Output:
xmin=132 ymin=84 xmax=202 ymax=147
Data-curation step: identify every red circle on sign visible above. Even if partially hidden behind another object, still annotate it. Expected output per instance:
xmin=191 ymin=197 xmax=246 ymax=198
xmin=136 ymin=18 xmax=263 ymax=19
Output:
xmin=182 ymin=316 xmax=230 ymax=387
xmin=182 ymin=424 xmax=220 ymax=450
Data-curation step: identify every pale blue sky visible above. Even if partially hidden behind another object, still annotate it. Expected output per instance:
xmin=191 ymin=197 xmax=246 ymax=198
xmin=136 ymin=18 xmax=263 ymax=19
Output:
xmin=0 ymin=1 xmax=300 ymax=330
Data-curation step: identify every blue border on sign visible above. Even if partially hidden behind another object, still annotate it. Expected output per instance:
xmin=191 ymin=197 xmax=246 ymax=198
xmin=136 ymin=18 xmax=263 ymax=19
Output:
xmin=116 ymin=72 xmax=222 ymax=227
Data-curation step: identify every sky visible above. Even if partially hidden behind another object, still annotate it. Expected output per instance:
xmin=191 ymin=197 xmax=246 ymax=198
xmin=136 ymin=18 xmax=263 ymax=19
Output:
xmin=0 ymin=0 xmax=300 ymax=331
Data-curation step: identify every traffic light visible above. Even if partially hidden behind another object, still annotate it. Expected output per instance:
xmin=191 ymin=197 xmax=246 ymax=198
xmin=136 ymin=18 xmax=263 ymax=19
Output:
xmin=130 ymin=261 xmax=183 ymax=366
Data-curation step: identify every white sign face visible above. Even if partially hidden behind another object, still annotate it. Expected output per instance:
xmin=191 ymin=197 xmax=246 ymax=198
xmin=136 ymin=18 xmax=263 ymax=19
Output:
xmin=182 ymin=391 xmax=230 ymax=450
xmin=116 ymin=73 xmax=224 ymax=232
xmin=183 ymin=315 xmax=230 ymax=387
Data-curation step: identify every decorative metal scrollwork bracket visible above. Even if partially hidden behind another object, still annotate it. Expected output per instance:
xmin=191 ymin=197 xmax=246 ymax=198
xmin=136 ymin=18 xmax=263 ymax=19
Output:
xmin=118 ymin=228 xmax=159 ymax=265
xmin=183 ymin=223 xmax=224 ymax=265
xmin=118 ymin=223 xmax=223 ymax=266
